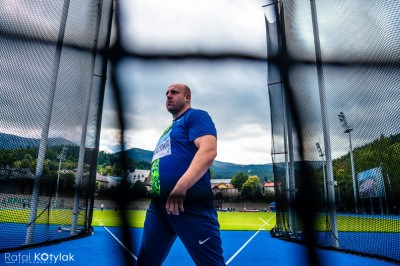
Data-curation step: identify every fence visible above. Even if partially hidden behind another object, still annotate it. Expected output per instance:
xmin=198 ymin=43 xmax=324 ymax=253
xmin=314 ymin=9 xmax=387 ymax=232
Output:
xmin=265 ymin=0 xmax=400 ymax=263
xmin=0 ymin=0 xmax=113 ymax=251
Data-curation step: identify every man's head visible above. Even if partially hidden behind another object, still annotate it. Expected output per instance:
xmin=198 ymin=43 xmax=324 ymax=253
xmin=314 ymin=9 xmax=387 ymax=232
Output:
xmin=166 ymin=82 xmax=191 ymax=119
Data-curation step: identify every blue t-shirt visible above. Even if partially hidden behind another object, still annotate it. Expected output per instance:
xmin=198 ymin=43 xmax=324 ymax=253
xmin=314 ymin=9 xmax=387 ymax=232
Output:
xmin=151 ymin=108 xmax=217 ymax=201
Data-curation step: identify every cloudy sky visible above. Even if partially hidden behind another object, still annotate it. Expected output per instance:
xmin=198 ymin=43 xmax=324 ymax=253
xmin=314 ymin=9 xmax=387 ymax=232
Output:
xmin=1 ymin=0 xmax=398 ymax=166
xmin=98 ymin=0 xmax=400 ymax=166
xmin=99 ymin=0 xmax=272 ymax=165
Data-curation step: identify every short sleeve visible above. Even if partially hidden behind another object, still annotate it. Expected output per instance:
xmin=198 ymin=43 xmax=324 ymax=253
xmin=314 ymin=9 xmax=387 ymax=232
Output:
xmin=186 ymin=110 xmax=217 ymax=142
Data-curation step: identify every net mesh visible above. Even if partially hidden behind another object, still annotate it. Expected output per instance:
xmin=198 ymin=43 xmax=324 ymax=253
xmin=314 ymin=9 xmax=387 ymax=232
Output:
xmin=265 ymin=0 xmax=400 ymax=263
xmin=1 ymin=0 xmax=399 ymax=264
xmin=0 ymin=0 xmax=113 ymax=251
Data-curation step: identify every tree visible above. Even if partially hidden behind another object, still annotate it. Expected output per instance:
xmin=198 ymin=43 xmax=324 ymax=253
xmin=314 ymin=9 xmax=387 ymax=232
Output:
xmin=231 ymin=172 xmax=249 ymax=190
xmin=241 ymin=175 xmax=262 ymax=201
xmin=262 ymin=190 xmax=275 ymax=203
xmin=14 ymin=154 xmax=35 ymax=169
xmin=60 ymin=172 xmax=76 ymax=193
xmin=131 ymin=181 xmax=148 ymax=199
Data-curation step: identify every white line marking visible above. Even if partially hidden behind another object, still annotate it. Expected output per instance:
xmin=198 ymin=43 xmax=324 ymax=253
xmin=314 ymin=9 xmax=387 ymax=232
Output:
xmin=258 ymin=213 xmax=276 ymax=230
xmin=258 ymin=217 xmax=269 ymax=229
xmin=266 ymin=214 xmax=275 ymax=224
xmin=226 ymin=213 xmax=276 ymax=264
xmin=259 ymin=217 xmax=268 ymax=223
xmin=93 ymin=217 xmax=138 ymax=260
xmin=225 ymin=231 xmax=260 ymax=265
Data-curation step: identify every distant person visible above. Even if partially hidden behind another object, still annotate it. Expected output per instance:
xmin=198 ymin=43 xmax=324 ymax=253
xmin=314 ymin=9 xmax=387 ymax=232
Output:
xmin=101 ymin=203 xmax=104 ymax=211
xmin=137 ymin=83 xmax=225 ymax=265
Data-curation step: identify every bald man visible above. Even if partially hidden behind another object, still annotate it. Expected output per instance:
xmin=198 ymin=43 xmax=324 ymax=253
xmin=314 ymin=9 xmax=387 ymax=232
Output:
xmin=137 ymin=83 xmax=225 ymax=266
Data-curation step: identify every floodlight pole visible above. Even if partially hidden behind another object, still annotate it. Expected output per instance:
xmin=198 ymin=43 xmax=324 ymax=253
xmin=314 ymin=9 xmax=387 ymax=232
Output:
xmin=316 ymin=143 xmax=327 ymax=206
xmin=55 ymin=147 xmax=67 ymax=208
xmin=338 ymin=112 xmax=358 ymax=213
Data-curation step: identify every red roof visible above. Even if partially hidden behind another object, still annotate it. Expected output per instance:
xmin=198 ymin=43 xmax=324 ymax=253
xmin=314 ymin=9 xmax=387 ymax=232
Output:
xmin=263 ymin=181 xmax=282 ymax=187
xmin=263 ymin=181 xmax=274 ymax=187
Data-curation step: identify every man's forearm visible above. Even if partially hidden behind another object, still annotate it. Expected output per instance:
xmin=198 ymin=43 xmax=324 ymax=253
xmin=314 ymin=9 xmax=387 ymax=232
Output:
xmin=175 ymin=146 xmax=217 ymax=191
xmin=166 ymin=135 xmax=217 ymax=215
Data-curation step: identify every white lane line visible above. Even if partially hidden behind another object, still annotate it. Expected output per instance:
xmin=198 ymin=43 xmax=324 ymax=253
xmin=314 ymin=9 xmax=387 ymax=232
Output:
xmin=258 ymin=217 xmax=269 ymax=229
xmin=225 ymin=231 xmax=260 ymax=265
xmin=258 ymin=213 xmax=276 ymax=230
xmin=93 ymin=217 xmax=137 ymax=260
xmin=266 ymin=214 xmax=275 ymax=224
xmin=226 ymin=213 xmax=276 ymax=264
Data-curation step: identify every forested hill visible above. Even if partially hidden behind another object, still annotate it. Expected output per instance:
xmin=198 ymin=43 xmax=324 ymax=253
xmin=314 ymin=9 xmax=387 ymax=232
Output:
xmin=116 ymin=148 xmax=274 ymax=180
xmin=0 ymin=133 xmax=76 ymax=149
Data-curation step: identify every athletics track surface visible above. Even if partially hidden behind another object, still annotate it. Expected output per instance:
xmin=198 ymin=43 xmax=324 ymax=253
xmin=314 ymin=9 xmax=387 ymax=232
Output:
xmin=1 ymin=226 xmax=397 ymax=265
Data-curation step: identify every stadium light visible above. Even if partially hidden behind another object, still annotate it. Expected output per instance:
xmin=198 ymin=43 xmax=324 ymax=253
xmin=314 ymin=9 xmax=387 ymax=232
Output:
xmin=316 ymin=142 xmax=327 ymax=206
xmin=334 ymin=180 xmax=342 ymax=207
xmin=55 ymin=147 xmax=67 ymax=208
xmin=338 ymin=111 xmax=358 ymax=213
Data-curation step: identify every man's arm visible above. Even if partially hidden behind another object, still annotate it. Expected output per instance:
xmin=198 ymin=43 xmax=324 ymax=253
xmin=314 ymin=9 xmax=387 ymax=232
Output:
xmin=166 ymin=134 xmax=217 ymax=215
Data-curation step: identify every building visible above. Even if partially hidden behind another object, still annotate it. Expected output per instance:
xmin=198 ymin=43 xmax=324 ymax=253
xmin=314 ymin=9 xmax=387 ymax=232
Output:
xmin=210 ymin=179 xmax=231 ymax=187
xmin=96 ymin=173 xmax=109 ymax=190
xmin=106 ymin=176 xmax=123 ymax=188
xmin=128 ymin=169 xmax=151 ymax=193
xmin=128 ymin=169 xmax=150 ymax=184
xmin=0 ymin=167 xmax=34 ymax=195
xmin=211 ymin=179 xmax=239 ymax=199
xmin=263 ymin=181 xmax=276 ymax=194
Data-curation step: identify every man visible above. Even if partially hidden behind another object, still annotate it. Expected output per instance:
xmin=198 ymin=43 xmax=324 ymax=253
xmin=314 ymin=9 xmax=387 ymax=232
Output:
xmin=137 ymin=83 xmax=225 ymax=266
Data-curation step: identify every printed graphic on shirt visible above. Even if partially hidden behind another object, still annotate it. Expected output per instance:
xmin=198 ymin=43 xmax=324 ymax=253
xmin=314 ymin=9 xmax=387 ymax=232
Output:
xmin=150 ymin=123 xmax=173 ymax=197
xmin=151 ymin=159 xmax=160 ymax=196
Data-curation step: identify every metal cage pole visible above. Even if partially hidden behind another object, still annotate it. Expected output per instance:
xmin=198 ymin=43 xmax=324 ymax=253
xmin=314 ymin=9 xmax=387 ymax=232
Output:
xmin=85 ymin=0 xmax=115 ymax=232
xmin=71 ymin=0 xmax=107 ymax=234
xmin=310 ymin=0 xmax=339 ymax=248
xmin=25 ymin=0 xmax=71 ymax=245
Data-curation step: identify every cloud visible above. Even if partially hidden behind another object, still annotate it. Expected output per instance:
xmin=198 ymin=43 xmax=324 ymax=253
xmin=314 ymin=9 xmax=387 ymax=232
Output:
xmin=0 ymin=1 xmax=106 ymax=146
xmin=99 ymin=0 xmax=271 ymax=165
xmin=100 ymin=58 xmax=271 ymax=164
xmin=100 ymin=0 xmax=400 ymax=166
xmin=119 ymin=0 xmax=267 ymax=56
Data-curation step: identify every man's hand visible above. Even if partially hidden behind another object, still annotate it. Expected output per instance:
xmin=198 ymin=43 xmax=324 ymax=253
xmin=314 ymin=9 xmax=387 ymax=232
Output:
xmin=166 ymin=186 xmax=186 ymax=215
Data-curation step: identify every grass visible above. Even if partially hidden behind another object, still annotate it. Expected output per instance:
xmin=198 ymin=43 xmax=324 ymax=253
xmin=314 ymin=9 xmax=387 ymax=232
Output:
xmin=314 ymin=214 xmax=400 ymax=232
xmin=1 ymin=209 xmax=398 ymax=232
xmin=0 ymin=209 xmax=75 ymax=225
xmin=92 ymin=210 xmax=276 ymax=231
xmin=0 ymin=209 xmax=275 ymax=231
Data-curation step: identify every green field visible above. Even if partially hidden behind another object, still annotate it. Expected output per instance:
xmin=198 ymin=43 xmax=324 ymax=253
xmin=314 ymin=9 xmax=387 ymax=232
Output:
xmin=92 ymin=210 xmax=276 ymax=230
xmin=0 ymin=209 xmax=275 ymax=231
xmin=1 ymin=209 xmax=398 ymax=232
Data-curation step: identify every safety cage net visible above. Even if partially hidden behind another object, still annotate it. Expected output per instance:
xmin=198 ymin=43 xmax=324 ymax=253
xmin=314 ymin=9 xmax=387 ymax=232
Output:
xmin=1 ymin=0 xmax=400 ymax=264
xmin=265 ymin=0 xmax=400 ymax=263
xmin=0 ymin=0 xmax=113 ymax=251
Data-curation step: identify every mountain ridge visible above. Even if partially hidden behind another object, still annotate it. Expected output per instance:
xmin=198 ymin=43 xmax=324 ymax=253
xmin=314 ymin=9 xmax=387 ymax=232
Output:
xmin=120 ymin=147 xmax=274 ymax=180
xmin=0 ymin=133 xmax=77 ymax=149
xmin=0 ymin=132 xmax=274 ymax=180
